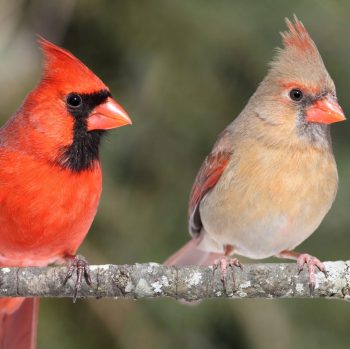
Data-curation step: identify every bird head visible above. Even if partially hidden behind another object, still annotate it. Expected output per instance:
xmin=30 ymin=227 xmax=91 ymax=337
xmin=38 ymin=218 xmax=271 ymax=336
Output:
xmin=250 ymin=16 xmax=345 ymax=146
xmin=37 ymin=37 xmax=131 ymax=131
xmin=15 ymin=37 xmax=132 ymax=172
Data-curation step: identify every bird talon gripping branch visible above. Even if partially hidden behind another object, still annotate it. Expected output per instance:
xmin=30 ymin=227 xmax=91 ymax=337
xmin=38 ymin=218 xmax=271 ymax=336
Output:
xmin=296 ymin=253 xmax=327 ymax=295
xmin=63 ymin=255 xmax=92 ymax=302
xmin=214 ymin=257 xmax=243 ymax=284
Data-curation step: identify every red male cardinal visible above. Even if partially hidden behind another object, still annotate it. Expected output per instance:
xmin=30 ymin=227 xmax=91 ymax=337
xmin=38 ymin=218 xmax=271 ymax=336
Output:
xmin=166 ymin=17 xmax=345 ymax=290
xmin=0 ymin=38 xmax=131 ymax=348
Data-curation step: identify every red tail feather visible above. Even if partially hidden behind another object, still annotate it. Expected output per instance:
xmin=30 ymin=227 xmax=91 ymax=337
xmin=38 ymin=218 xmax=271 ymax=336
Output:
xmin=0 ymin=299 xmax=39 ymax=349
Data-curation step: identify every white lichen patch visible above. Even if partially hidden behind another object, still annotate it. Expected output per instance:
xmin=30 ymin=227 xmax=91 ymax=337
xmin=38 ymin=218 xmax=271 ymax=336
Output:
xmin=186 ymin=272 xmax=202 ymax=287
xmin=265 ymin=278 xmax=273 ymax=286
xmin=322 ymin=261 xmax=347 ymax=294
xmin=135 ymin=278 xmax=153 ymax=297
xmin=161 ymin=276 xmax=169 ymax=287
xmin=323 ymin=261 xmax=345 ymax=281
xmin=151 ymin=281 xmax=163 ymax=294
xmin=237 ymin=290 xmax=247 ymax=297
xmin=148 ymin=262 xmax=159 ymax=267
xmin=90 ymin=265 xmax=109 ymax=271
xmin=2 ymin=268 xmax=10 ymax=273
xmin=295 ymin=283 xmax=304 ymax=293
xmin=124 ymin=281 xmax=134 ymax=293
xmin=147 ymin=262 xmax=160 ymax=273
xmin=215 ymin=291 xmax=222 ymax=297
xmin=240 ymin=281 xmax=251 ymax=289
xmin=314 ymin=269 xmax=326 ymax=289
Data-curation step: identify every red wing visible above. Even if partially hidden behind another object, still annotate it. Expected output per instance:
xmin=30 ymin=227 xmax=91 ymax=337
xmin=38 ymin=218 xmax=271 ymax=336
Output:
xmin=188 ymin=150 xmax=231 ymax=236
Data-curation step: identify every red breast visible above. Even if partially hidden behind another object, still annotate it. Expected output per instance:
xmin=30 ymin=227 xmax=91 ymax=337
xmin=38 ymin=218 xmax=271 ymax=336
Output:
xmin=0 ymin=38 xmax=132 ymax=267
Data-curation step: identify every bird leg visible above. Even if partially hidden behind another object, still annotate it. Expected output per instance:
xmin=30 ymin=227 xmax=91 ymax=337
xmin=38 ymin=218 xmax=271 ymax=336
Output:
xmin=277 ymin=250 xmax=327 ymax=295
xmin=63 ymin=254 xmax=92 ymax=303
xmin=213 ymin=245 xmax=243 ymax=284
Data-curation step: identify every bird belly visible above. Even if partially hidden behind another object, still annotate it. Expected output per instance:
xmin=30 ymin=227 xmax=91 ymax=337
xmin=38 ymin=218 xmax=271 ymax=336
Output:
xmin=0 ymin=156 xmax=102 ymax=267
xmin=199 ymin=146 xmax=338 ymax=259
xmin=200 ymin=194 xmax=333 ymax=259
xmin=220 ymin=212 xmax=325 ymax=259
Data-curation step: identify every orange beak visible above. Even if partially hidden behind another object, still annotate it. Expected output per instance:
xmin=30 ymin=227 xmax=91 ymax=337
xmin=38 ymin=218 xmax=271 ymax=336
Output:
xmin=306 ymin=95 xmax=346 ymax=124
xmin=87 ymin=97 xmax=132 ymax=131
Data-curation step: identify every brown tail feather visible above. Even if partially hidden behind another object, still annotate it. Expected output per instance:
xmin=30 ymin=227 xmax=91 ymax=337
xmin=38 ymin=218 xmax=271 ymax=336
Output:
xmin=164 ymin=237 xmax=220 ymax=266
xmin=165 ymin=238 xmax=223 ymax=306
xmin=0 ymin=298 xmax=39 ymax=349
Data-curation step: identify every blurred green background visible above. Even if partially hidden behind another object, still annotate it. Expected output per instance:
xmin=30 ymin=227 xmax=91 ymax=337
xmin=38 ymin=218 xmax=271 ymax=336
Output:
xmin=1 ymin=0 xmax=350 ymax=348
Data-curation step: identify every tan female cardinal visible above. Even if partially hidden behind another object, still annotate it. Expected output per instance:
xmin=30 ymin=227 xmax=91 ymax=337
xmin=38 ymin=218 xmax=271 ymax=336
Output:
xmin=0 ymin=38 xmax=131 ymax=348
xmin=166 ymin=17 xmax=345 ymax=288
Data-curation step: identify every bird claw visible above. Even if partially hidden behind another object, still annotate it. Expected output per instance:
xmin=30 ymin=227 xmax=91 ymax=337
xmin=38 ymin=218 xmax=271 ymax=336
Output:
xmin=296 ymin=253 xmax=326 ymax=296
xmin=63 ymin=255 xmax=92 ymax=303
xmin=213 ymin=257 xmax=243 ymax=284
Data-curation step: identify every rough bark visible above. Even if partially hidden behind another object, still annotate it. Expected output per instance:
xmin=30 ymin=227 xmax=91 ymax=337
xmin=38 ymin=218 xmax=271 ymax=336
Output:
xmin=0 ymin=262 xmax=349 ymax=301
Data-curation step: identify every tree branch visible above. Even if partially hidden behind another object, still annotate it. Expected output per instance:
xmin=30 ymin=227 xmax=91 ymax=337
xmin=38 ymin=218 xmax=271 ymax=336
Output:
xmin=0 ymin=262 xmax=349 ymax=301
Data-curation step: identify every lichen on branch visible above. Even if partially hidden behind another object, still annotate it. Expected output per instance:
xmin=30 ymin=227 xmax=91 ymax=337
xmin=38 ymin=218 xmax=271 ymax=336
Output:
xmin=0 ymin=262 xmax=349 ymax=301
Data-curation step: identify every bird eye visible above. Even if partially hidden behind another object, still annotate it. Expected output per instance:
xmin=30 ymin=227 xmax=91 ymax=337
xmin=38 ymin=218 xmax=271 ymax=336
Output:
xmin=66 ymin=93 xmax=82 ymax=107
xmin=289 ymin=89 xmax=303 ymax=102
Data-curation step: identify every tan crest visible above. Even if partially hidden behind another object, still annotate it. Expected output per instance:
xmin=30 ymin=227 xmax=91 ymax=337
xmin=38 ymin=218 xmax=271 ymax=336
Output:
xmin=280 ymin=15 xmax=318 ymax=53
xmin=262 ymin=16 xmax=335 ymax=104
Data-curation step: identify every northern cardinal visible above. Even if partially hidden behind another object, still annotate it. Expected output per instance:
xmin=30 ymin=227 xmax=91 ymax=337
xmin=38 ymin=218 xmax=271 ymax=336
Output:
xmin=0 ymin=38 xmax=131 ymax=348
xmin=166 ymin=17 xmax=345 ymax=289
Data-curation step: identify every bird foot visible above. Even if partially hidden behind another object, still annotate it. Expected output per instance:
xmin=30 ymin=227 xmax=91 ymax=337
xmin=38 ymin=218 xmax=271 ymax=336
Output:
xmin=213 ymin=257 xmax=243 ymax=283
xmin=296 ymin=253 xmax=326 ymax=295
xmin=63 ymin=255 xmax=92 ymax=302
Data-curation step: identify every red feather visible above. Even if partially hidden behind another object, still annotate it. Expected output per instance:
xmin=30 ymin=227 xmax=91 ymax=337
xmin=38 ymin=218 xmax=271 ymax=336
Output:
xmin=38 ymin=36 xmax=107 ymax=95
xmin=0 ymin=299 xmax=39 ymax=349
xmin=0 ymin=37 xmax=130 ymax=348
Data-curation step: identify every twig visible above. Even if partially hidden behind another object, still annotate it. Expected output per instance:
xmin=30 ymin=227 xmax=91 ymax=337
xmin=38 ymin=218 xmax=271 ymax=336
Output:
xmin=0 ymin=262 xmax=349 ymax=301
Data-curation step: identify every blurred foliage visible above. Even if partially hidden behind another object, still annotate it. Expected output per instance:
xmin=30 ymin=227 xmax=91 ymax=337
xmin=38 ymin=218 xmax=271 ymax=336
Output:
xmin=1 ymin=0 xmax=350 ymax=348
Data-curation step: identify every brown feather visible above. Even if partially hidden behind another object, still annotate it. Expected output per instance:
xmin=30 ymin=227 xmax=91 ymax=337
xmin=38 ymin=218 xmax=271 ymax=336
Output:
xmin=188 ymin=130 xmax=233 ymax=236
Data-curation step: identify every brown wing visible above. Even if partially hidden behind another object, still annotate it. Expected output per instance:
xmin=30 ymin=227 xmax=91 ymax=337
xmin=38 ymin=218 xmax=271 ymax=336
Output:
xmin=188 ymin=130 xmax=233 ymax=236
